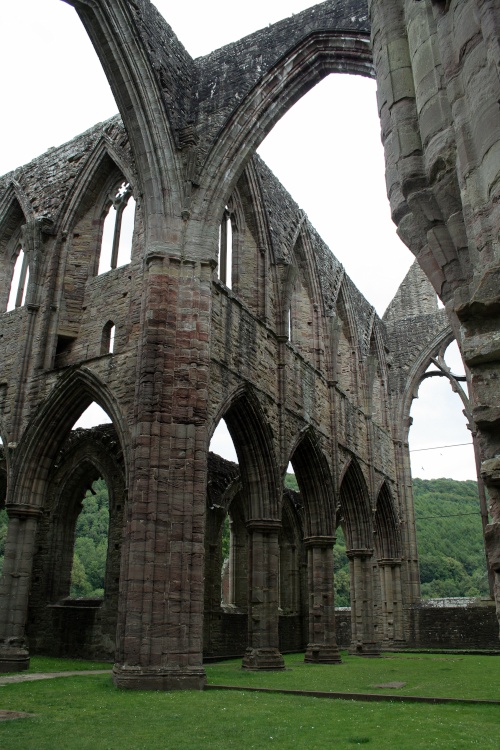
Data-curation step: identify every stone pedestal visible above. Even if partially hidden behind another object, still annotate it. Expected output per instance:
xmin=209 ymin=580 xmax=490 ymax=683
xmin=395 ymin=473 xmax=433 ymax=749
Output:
xmin=112 ymin=666 xmax=206 ymax=691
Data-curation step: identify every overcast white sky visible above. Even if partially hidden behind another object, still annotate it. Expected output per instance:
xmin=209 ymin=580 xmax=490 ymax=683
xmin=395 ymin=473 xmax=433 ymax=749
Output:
xmin=1 ymin=1 xmax=477 ymax=480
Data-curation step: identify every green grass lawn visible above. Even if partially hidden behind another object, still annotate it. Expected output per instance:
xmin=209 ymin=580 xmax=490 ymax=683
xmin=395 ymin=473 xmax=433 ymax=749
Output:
xmin=206 ymin=651 xmax=500 ymax=701
xmin=21 ymin=656 xmax=113 ymax=674
xmin=0 ymin=653 xmax=498 ymax=750
xmin=0 ymin=674 xmax=498 ymax=750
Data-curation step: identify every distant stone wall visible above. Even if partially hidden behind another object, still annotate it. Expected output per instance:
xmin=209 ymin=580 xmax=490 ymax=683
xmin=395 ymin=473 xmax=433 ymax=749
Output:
xmin=335 ymin=602 xmax=500 ymax=652
xmin=408 ymin=602 xmax=500 ymax=651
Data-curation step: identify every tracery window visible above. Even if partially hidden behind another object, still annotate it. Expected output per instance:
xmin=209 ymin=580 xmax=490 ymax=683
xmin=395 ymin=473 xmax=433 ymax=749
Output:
xmin=98 ymin=182 xmax=135 ymax=275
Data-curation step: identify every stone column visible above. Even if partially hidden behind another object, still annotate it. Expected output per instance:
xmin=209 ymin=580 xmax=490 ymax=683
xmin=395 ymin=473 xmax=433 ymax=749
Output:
xmin=112 ymin=250 xmax=213 ymax=691
xmin=304 ymin=536 xmax=342 ymax=664
xmin=378 ymin=559 xmax=405 ymax=647
xmin=347 ymin=549 xmax=381 ymax=657
xmin=242 ymin=520 xmax=284 ymax=670
xmin=459 ymin=302 xmax=500 ymax=634
xmin=229 ymin=516 xmax=248 ymax=608
xmin=0 ymin=504 xmax=43 ymax=671
xmin=279 ymin=540 xmax=299 ymax=615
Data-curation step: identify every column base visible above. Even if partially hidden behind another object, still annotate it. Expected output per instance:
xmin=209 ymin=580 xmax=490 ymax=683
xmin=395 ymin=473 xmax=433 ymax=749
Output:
xmin=242 ymin=647 xmax=285 ymax=671
xmin=348 ymin=641 xmax=381 ymax=657
xmin=0 ymin=644 xmax=30 ymax=673
xmin=304 ymin=643 xmax=342 ymax=664
xmin=112 ymin=664 xmax=206 ymax=691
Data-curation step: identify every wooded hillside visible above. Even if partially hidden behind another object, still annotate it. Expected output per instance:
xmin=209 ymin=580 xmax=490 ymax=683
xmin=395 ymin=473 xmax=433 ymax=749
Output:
xmin=0 ymin=477 xmax=489 ymax=601
xmin=285 ymin=475 xmax=488 ymax=604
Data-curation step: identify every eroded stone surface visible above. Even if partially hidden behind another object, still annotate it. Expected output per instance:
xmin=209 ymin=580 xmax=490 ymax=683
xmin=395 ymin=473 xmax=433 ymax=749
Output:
xmin=0 ymin=0 xmax=497 ymax=687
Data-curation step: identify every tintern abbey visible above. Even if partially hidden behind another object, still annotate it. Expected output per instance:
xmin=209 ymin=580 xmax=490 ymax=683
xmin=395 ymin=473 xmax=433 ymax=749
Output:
xmin=0 ymin=0 xmax=499 ymax=689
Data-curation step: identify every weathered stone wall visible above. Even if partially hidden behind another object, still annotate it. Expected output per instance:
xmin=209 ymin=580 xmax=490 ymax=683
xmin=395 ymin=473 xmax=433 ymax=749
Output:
xmin=337 ymin=602 xmax=500 ymax=651
xmin=0 ymin=0 xmax=497 ymax=686
xmin=408 ymin=602 xmax=500 ymax=651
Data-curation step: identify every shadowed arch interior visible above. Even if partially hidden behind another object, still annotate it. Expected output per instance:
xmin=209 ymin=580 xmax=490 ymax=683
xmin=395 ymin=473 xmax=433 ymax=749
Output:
xmin=289 ymin=429 xmax=335 ymax=537
xmin=338 ymin=458 xmax=372 ymax=550
xmin=374 ymin=482 xmax=402 ymax=560
xmin=219 ymin=391 xmax=280 ymax=520
xmin=10 ymin=369 xmax=129 ymax=512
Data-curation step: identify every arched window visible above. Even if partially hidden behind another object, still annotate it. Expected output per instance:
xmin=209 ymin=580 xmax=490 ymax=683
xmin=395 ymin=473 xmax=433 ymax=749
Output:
xmin=6 ymin=247 xmax=29 ymax=311
xmin=98 ymin=182 xmax=135 ymax=275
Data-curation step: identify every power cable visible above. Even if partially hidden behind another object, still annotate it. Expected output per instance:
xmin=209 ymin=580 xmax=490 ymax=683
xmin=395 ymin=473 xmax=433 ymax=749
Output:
xmin=410 ymin=442 xmax=472 ymax=452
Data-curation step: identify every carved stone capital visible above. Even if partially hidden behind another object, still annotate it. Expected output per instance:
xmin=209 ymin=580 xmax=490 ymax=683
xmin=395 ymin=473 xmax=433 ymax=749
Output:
xmin=346 ymin=548 xmax=373 ymax=560
xmin=246 ymin=518 xmax=281 ymax=533
xmin=6 ymin=503 xmax=43 ymax=520
xmin=303 ymin=535 xmax=336 ymax=549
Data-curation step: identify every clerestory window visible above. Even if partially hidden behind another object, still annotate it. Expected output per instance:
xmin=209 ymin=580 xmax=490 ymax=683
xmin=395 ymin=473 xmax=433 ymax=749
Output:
xmin=6 ymin=247 xmax=29 ymax=311
xmin=98 ymin=182 xmax=135 ymax=275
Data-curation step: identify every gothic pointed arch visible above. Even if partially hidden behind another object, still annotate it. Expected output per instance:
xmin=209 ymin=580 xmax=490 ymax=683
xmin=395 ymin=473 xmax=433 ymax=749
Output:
xmin=53 ymin=142 xmax=138 ymax=358
xmin=338 ymin=457 xmax=372 ymax=551
xmin=397 ymin=325 xmax=454 ymax=444
xmin=196 ymin=29 xmax=372 ymax=227
xmin=67 ymin=0 xmax=184 ymax=217
xmin=288 ymin=427 xmax=335 ymax=538
xmin=58 ymin=134 xmax=135 ymax=236
xmin=210 ymin=386 xmax=280 ymax=520
xmin=284 ymin=230 xmax=315 ymax=358
xmin=241 ymin=158 xmax=281 ymax=324
xmin=0 ymin=190 xmax=28 ymax=312
xmin=374 ymin=482 xmax=402 ymax=561
xmin=333 ymin=281 xmax=360 ymax=400
xmin=0 ymin=181 xmax=33 ymax=224
xmin=9 ymin=367 xmax=130 ymax=511
xmin=366 ymin=325 xmax=389 ymax=428
xmin=39 ymin=424 xmax=125 ymax=600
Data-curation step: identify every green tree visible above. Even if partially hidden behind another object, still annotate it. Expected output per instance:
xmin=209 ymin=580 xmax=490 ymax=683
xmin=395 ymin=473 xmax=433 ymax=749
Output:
xmin=70 ymin=479 xmax=109 ymax=597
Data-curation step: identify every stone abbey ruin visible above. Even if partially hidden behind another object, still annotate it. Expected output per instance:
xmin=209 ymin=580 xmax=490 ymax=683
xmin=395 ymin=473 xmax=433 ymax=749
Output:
xmin=0 ymin=0 xmax=499 ymax=690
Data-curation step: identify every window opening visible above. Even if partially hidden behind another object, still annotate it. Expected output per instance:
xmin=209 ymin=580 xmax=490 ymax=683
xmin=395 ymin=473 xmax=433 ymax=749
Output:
xmin=7 ymin=247 xmax=29 ymax=311
xmin=218 ymin=207 xmax=233 ymax=289
xmin=209 ymin=418 xmax=238 ymax=606
xmin=98 ymin=182 xmax=134 ymax=275
xmin=101 ymin=321 xmax=115 ymax=355
xmin=72 ymin=402 xmax=112 ymax=431
xmin=334 ymin=525 xmax=350 ymax=607
xmin=409 ymin=340 xmax=489 ymax=598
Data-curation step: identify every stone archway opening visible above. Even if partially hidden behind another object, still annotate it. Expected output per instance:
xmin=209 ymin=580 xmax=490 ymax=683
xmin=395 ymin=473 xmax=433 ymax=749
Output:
xmin=257 ymin=73 xmax=414 ymax=316
xmin=409 ymin=340 xmax=491 ymax=600
xmin=70 ymin=476 xmax=110 ymax=599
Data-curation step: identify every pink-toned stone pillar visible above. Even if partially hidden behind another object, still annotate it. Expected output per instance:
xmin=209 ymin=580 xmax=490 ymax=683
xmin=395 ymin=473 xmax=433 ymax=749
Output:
xmin=112 ymin=250 xmax=213 ymax=690
xmin=242 ymin=520 xmax=284 ymax=670
xmin=304 ymin=536 xmax=341 ymax=664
